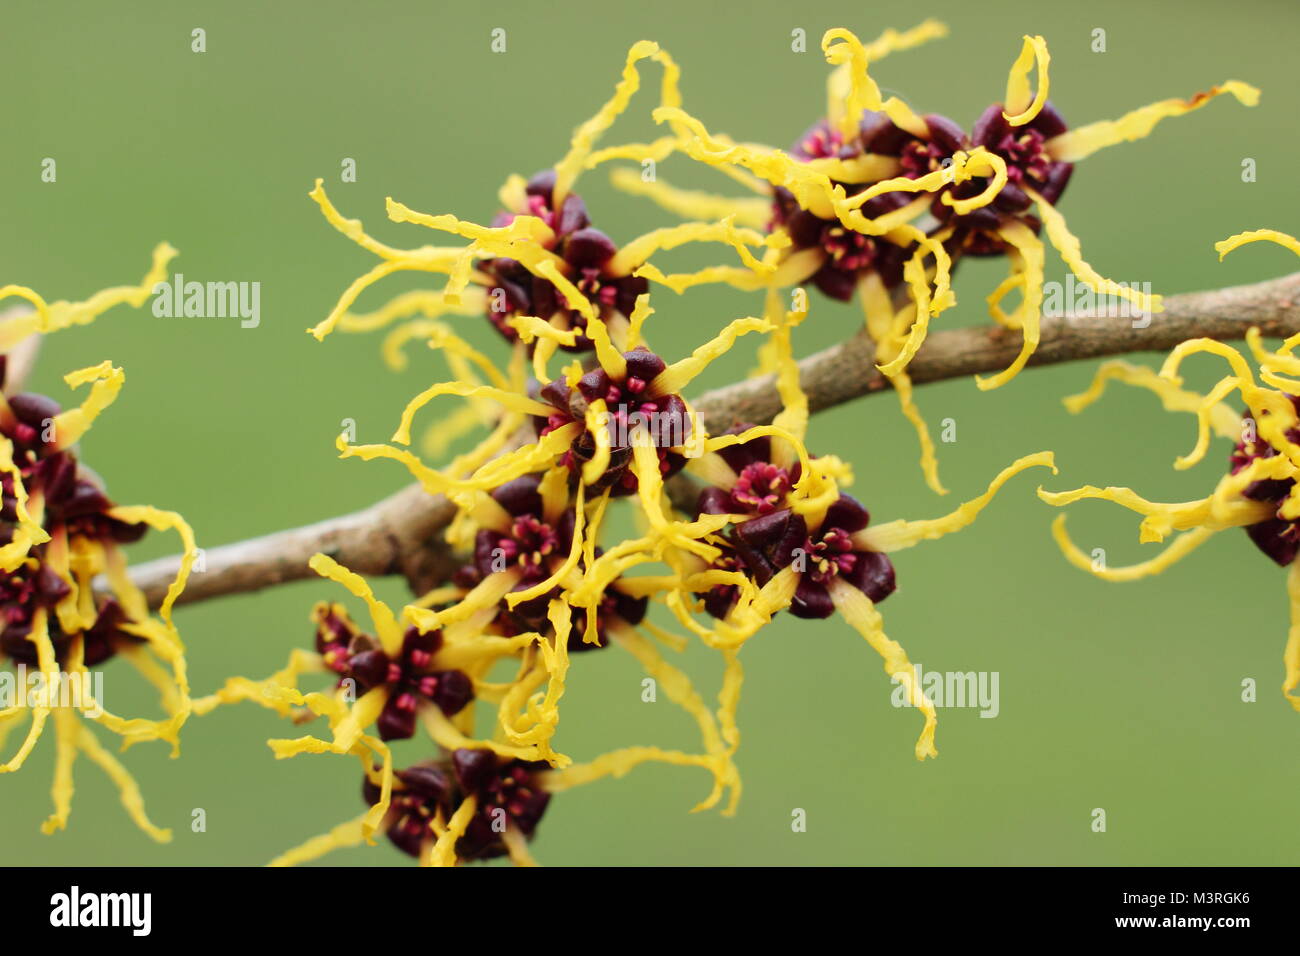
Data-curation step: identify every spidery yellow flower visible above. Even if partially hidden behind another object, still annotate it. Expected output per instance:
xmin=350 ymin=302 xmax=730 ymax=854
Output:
xmin=249 ymin=31 xmax=1060 ymax=867
xmin=1041 ymin=229 xmax=1300 ymax=710
xmin=609 ymin=23 xmax=1256 ymax=495
xmin=0 ymin=247 xmax=196 ymax=840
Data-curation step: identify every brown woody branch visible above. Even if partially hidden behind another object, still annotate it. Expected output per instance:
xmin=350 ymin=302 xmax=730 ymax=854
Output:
xmin=128 ymin=270 xmax=1300 ymax=609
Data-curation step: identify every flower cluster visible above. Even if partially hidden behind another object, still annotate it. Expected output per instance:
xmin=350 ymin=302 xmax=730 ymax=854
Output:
xmin=193 ymin=24 xmax=1126 ymax=868
xmin=615 ymin=20 xmax=1256 ymax=494
xmin=0 ymin=246 xmax=197 ymax=840
xmin=3 ymin=22 xmax=1282 ymax=869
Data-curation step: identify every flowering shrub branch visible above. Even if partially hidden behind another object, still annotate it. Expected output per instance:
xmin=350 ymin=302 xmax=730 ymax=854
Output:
xmin=7 ymin=18 xmax=1294 ymax=866
xmin=127 ymin=268 xmax=1300 ymax=609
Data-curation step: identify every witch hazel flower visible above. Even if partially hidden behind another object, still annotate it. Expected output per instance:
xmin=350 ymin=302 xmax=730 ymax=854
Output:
xmin=247 ymin=26 xmax=1094 ymax=866
xmin=305 ymin=40 xmax=786 ymax=382
xmin=684 ymin=424 xmax=1053 ymax=759
xmin=0 ymin=247 xmax=201 ymax=843
xmin=333 ymin=293 xmax=767 ymax=508
xmin=270 ymin=747 xmax=554 ymax=867
xmin=645 ymin=290 xmax=1056 ymax=760
xmin=531 ymin=343 xmax=694 ymax=497
xmin=638 ymin=24 xmax=1257 ymax=392
xmin=311 ymin=602 xmax=473 ymax=741
xmin=477 ymin=168 xmax=650 ymax=352
xmin=226 ymin=561 xmax=742 ymax=863
xmin=199 ymin=548 xmax=563 ymax=767
xmin=204 ymin=528 xmax=742 ymax=865
xmin=610 ymin=23 xmax=1258 ymax=498
xmin=1041 ymin=229 xmax=1300 ymax=711
xmin=450 ymin=470 xmax=648 ymax=648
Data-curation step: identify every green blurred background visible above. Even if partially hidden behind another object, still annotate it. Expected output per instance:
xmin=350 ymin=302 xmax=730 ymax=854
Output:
xmin=2 ymin=0 xmax=1297 ymax=866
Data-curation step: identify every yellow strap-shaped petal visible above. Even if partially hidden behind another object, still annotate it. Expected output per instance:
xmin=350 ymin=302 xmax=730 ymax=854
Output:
xmin=1063 ymin=360 xmax=1241 ymax=442
xmin=107 ymin=504 xmax=197 ymax=627
xmin=553 ymin=40 xmax=682 ymax=204
xmin=975 ymin=220 xmax=1046 ymax=390
xmin=1037 ymin=479 xmax=1272 ymax=543
xmin=825 ymin=20 xmax=948 ymax=129
xmin=77 ymin=721 xmax=172 ymax=842
xmin=0 ymin=437 xmax=49 ymax=570
xmin=608 ymin=219 xmax=782 ymax=278
xmin=51 ymin=361 xmax=124 ymax=449
xmin=822 ymin=29 xmax=929 ymax=139
xmin=1049 ymin=514 xmax=1216 ymax=582
xmin=828 ymin=578 xmax=936 ymax=761
xmin=859 ymin=452 xmax=1056 ymax=552
xmin=268 ymin=814 xmax=370 ymax=867
xmin=1047 ymin=81 xmax=1259 ymax=163
xmin=0 ymin=611 xmax=57 ymax=772
xmin=1215 ymin=228 xmax=1300 ymax=261
xmin=652 ymin=316 xmax=772 ymax=396
xmin=428 ymin=796 xmax=478 ymax=867
xmin=40 ymin=707 xmax=81 ymax=834
xmin=393 ymin=382 xmax=551 ymax=446
xmin=0 ymin=243 xmax=177 ymax=351
xmin=1285 ymin=562 xmax=1300 ymax=712
xmin=1003 ymin=35 xmax=1050 ymax=126
xmin=308 ymin=554 xmax=403 ymax=655
xmin=1029 ymin=187 xmax=1163 ymax=315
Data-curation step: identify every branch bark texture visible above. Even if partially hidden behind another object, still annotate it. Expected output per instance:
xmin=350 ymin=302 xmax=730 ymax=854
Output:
xmin=129 ymin=271 xmax=1300 ymax=608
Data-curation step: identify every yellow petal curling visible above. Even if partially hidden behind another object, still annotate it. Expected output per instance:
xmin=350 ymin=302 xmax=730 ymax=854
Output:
xmin=1215 ymin=228 xmax=1300 ymax=261
xmin=1002 ymin=35 xmax=1051 ymax=126
xmin=0 ymin=243 xmax=177 ymax=350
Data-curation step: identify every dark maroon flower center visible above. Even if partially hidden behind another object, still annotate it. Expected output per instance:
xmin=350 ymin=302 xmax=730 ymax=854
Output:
xmin=314 ymin=620 xmax=473 ymax=740
xmin=732 ymin=462 xmax=792 ymax=515
xmin=532 ymin=349 xmax=689 ymax=496
xmin=995 ymin=127 xmax=1051 ymax=186
xmin=451 ymin=748 xmax=551 ymax=860
xmin=480 ymin=170 xmax=646 ymax=353
xmin=502 ymin=515 xmax=559 ymax=570
xmin=364 ymin=749 xmax=553 ymax=862
xmin=803 ymin=527 xmax=858 ymax=583
xmin=362 ymin=764 xmax=453 ymax=858
xmin=709 ymin=492 xmax=896 ymax=619
xmin=898 ymin=138 xmax=948 ymax=178
xmin=821 ymin=224 xmax=876 ymax=272
xmin=796 ymin=124 xmax=850 ymax=160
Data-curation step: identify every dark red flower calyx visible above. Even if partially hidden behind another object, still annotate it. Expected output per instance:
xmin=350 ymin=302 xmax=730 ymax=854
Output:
xmin=362 ymin=763 xmax=455 ymax=858
xmin=480 ymin=169 xmax=648 ymax=352
xmin=471 ymin=474 xmax=574 ymax=584
xmin=363 ymin=749 xmax=553 ymax=862
xmin=312 ymin=612 xmax=473 ymax=740
xmin=532 ymin=347 xmax=689 ymax=496
xmin=935 ymin=102 xmax=1073 ymax=256
xmin=770 ymin=113 xmax=962 ymax=301
xmin=451 ymin=747 xmax=551 ymax=861
xmin=728 ymin=494 xmax=896 ymax=620
xmin=696 ymin=427 xmax=803 ymax=520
